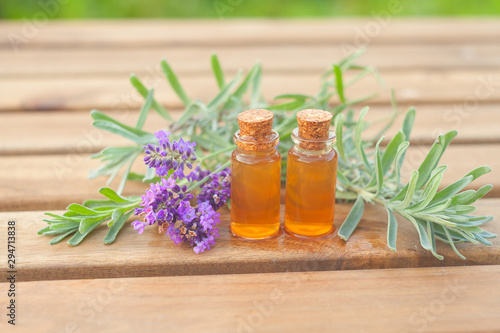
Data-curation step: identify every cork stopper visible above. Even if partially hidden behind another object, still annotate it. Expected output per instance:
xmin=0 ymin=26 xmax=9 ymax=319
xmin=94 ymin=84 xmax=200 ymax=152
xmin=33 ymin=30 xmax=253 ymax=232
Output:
xmin=296 ymin=109 xmax=333 ymax=150
xmin=235 ymin=109 xmax=278 ymax=151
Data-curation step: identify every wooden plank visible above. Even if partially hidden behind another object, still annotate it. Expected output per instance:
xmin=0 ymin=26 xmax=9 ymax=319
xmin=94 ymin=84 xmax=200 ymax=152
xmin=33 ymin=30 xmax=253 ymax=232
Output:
xmin=2 ymin=104 xmax=500 ymax=156
xmin=2 ymin=44 xmax=500 ymax=77
xmin=0 ymin=199 xmax=498 ymax=282
xmin=1 ymin=19 xmax=500 ymax=49
xmin=0 ymin=142 xmax=498 ymax=212
xmin=2 ymin=69 xmax=500 ymax=111
xmin=0 ymin=154 xmax=148 ymax=212
xmin=1 ymin=266 xmax=499 ymax=332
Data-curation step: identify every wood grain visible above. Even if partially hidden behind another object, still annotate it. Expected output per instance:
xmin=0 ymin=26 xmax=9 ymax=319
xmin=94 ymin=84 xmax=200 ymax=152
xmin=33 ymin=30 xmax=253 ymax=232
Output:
xmin=2 ymin=44 xmax=500 ymax=77
xmin=2 ymin=103 xmax=500 ymax=156
xmin=0 ymin=154 xmax=148 ymax=212
xmin=0 ymin=199 xmax=498 ymax=282
xmin=2 ymin=69 xmax=500 ymax=111
xmin=1 ymin=19 xmax=500 ymax=48
xmin=1 ymin=265 xmax=499 ymax=333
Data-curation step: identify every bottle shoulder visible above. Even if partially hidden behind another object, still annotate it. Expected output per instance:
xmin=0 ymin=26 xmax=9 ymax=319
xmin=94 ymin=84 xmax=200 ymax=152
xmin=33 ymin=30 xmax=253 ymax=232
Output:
xmin=232 ymin=148 xmax=281 ymax=165
xmin=288 ymin=146 xmax=337 ymax=163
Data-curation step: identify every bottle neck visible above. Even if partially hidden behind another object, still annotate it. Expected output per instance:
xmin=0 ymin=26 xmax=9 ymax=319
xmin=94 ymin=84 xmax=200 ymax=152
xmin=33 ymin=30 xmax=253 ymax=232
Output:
xmin=236 ymin=146 xmax=277 ymax=156
xmin=291 ymin=127 xmax=336 ymax=154
xmin=233 ymin=129 xmax=280 ymax=152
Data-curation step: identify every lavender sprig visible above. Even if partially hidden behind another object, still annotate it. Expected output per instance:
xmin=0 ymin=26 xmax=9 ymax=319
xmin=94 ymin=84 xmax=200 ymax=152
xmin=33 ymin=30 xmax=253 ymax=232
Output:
xmin=144 ymin=131 xmax=197 ymax=179
xmin=132 ymin=131 xmax=231 ymax=253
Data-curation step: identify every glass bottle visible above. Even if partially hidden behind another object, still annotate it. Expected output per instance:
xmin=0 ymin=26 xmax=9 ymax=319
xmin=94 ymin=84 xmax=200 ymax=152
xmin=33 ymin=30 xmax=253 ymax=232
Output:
xmin=284 ymin=109 xmax=337 ymax=238
xmin=230 ymin=109 xmax=281 ymax=240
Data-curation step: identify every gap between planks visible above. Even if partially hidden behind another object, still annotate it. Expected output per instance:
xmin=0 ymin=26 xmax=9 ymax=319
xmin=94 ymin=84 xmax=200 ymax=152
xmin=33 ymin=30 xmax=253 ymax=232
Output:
xmin=1 ymin=266 xmax=499 ymax=332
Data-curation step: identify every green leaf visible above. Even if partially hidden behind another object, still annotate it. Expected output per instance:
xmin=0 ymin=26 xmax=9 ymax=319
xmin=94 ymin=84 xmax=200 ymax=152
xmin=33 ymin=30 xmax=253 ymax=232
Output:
xmin=386 ymin=207 xmax=398 ymax=252
xmin=426 ymin=221 xmax=443 ymax=260
xmin=337 ymin=48 xmax=365 ymax=71
xmin=450 ymin=190 xmax=476 ymax=206
xmin=419 ymin=198 xmax=452 ymax=215
xmin=427 ymin=175 xmax=473 ymax=207
xmin=333 ymin=65 xmax=346 ymax=103
xmin=211 ymin=54 xmax=225 ymax=89
xmin=130 ymin=74 xmax=172 ymax=121
xmin=463 ymin=184 xmax=493 ymax=205
xmin=135 ymin=89 xmax=154 ymax=130
xmin=338 ymin=196 xmax=365 ymax=241
xmin=408 ymin=167 xmax=446 ymax=212
xmin=250 ymin=63 xmax=262 ymax=107
xmin=393 ymin=141 xmax=410 ymax=188
xmin=99 ymin=187 xmax=133 ymax=203
xmin=173 ymin=102 xmax=203 ymax=131
xmin=79 ymin=216 xmax=109 ymax=234
xmin=452 ymin=205 xmax=477 ymax=215
xmin=354 ymin=107 xmax=371 ymax=171
xmin=464 ymin=165 xmax=492 ymax=182
xmin=415 ymin=131 xmax=457 ymax=189
xmin=91 ymin=110 xmax=155 ymax=143
xmin=372 ymin=136 xmax=384 ymax=196
xmin=68 ymin=218 xmax=106 ymax=246
xmin=44 ymin=212 xmax=82 ymax=222
xmin=381 ymin=131 xmax=404 ymax=175
xmin=228 ymin=63 xmax=259 ymax=102
xmin=334 ymin=113 xmax=348 ymax=163
xmin=441 ymin=227 xmax=464 ymax=260
xmin=117 ymin=153 xmax=138 ymax=195
xmin=161 ymin=59 xmax=191 ymax=106
xmin=142 ymin=166 xmax=157 ymax=182
xmin=268 ymin=98 xmax=307 ymax=111
xmin=406 ymin=216 xmax=433 ymax=252
xmin=83 ymin=198 xmax=125 ymax=208
xmin=274 ymin=94 xmax=312 ymax=100
xmin=104 ymin=211 xmax=133 ymax=244
xmin=207 ymin=71 xmax=242 ymax=111
xmin=66 ymin=203 xmax=101 ymax=216
xmin=37 ymin=226 xmax=52 ymax=235
xmin=49 ymin=228 xmax=78 ymax=245
xmin=391 ymin=170 xmax=419 ymax=210
xmin=49 ymin=222 xmax=81 ymax=230
xmin=402 ymin=108 xmax=416 ymax=140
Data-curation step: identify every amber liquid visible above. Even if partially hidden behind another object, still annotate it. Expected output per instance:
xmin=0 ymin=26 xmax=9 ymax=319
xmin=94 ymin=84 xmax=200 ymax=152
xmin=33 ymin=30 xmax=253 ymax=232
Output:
xmin=284 ymin=146 xmax=337 ymax=237
xmin=230 ymin=148 xmax=281 ymax=239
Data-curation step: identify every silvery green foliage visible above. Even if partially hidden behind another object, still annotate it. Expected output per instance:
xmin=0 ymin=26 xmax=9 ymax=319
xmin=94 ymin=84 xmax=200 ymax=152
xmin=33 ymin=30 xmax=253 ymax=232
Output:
xmin=335 ymin=107 xmax=495 ymax=259
xmin=41 ymin=51 xmax=495 ymax=255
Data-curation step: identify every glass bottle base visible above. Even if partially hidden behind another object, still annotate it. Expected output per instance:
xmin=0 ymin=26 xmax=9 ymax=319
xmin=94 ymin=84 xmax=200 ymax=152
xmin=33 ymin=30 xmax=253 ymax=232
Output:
xmin=230 ymin=224 xmax=281 ymax=241
xmin=283 ymin=225 xmax=336 ymax=239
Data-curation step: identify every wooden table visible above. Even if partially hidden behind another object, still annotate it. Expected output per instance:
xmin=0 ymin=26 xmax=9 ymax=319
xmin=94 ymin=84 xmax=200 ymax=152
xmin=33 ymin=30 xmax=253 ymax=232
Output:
xmin=1 ymin=19 xmax=500 ymax=332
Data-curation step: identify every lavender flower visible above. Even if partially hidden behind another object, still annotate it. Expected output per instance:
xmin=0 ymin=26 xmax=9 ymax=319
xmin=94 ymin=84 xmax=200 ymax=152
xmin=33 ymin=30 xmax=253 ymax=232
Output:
xmin=132 ymin=134 xmax=231 ymax=254
xmin=143 ymin=131 xmax=197 ymax=179
xmin=197 ymin=167 xmax=231 ymax=211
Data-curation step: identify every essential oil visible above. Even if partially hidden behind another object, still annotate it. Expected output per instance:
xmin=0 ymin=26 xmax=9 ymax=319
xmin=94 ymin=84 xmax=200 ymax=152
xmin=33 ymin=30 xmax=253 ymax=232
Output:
xmin=284 ymin=109 xmax=337 ymax=238
xmin=230 ymin=109 xmax=281 ymax=240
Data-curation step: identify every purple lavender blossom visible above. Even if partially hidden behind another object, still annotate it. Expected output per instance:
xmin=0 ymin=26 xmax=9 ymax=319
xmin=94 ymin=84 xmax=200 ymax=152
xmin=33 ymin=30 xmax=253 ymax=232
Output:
xmin=133 ymin=133 xmax=231 ymax=254
xmin=132 ymin=170 xmax=229 ymax=254
xmin=197 ymin=167 xmax=231 ymax=211
xmin=143 ymin=131 xmax=197 ymax=179
xmin=186 ymin=165 xmax=210 ymax=182
xmin=131 ymin=220 xmax=146 ymax=234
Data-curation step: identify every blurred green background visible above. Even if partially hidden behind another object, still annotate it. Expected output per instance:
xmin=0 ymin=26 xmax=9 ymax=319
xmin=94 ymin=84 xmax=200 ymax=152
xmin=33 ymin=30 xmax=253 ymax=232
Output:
xmin=2 ymin=0 xmax=500 ymax=19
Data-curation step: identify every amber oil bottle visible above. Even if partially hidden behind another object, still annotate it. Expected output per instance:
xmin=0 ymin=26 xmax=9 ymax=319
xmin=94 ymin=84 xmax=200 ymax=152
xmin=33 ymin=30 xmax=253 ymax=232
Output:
xmin=230 ymin=109 xmax=281 ymax=240
xmin=284 ymin=109 xmax=337 ymax=238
